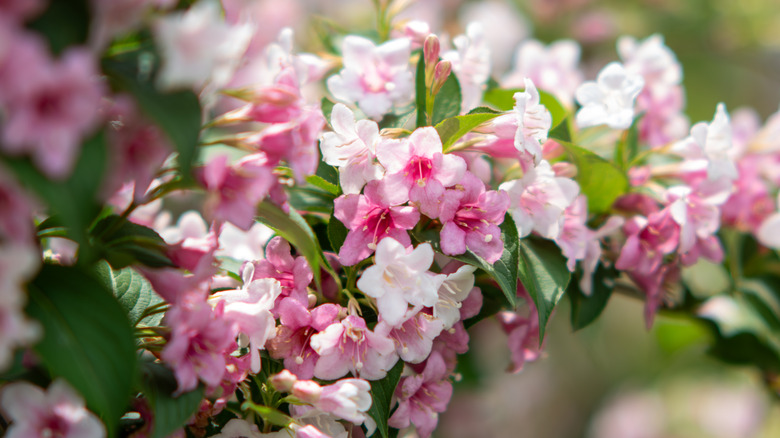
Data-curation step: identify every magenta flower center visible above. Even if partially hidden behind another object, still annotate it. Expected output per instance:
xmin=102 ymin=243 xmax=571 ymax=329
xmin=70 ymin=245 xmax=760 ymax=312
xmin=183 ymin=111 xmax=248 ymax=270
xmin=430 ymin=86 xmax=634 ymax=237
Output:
xmin=404 ymin=156 xmax=433 ymax=187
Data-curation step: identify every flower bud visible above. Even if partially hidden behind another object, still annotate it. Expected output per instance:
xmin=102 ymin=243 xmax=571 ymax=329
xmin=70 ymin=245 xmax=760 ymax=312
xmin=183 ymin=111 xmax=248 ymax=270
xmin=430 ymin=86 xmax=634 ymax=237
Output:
xmin=424 ymin=34 xmax=440 ymax=88
xmin=431 ymin=60 xmax=452 ymax=96
xmin=269 ymin=369 xmax=298 ymax=392
xmin=292 ymin=380 xmax=323 ymax=403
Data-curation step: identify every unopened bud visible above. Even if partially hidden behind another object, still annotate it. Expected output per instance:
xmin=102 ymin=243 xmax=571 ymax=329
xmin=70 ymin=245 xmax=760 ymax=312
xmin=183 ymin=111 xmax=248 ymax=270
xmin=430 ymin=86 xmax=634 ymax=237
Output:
xmin=431 ymin=60 xmax=452 ymax=96
xmin=424 ymin=35 xmax=440 ymax=89
xmin=269 ymin=370 xmax=298 ymax=392
xmin=292 ymin=380 xmax=323 ymax=403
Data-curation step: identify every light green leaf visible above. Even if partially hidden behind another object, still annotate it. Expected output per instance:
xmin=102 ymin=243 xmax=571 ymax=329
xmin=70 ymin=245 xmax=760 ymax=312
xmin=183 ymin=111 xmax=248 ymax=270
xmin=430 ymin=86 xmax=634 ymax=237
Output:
xmin=517 ymin=237 xmax=571 ymax=344
xmin=435 ymin=112 xmax=501 ymax=152
xmin=26 ymin=265 xmax=137 ymax=437
xmin=243 ymin=401 xmax=294 ymax=428
xmin=561 ymin=142 xmax=629 ymax=213
xmin=367 ymin=360 xmax=404 ymax=438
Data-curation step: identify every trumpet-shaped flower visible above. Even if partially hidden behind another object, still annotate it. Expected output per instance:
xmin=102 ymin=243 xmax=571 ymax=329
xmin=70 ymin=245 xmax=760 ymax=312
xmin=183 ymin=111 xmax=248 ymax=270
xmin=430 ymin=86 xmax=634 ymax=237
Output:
xmin=0 ymin=379 xmax=105 ymax=438
xmin=433 ymin=264 xmax=477 ymax=329
xmin=357 ymin=238 xmax=444 ymax=327
xmin=439 ymin=172 xmax=509 ymax=262
xmin=292 ymin=378 xmax=372 ymax=425
xmin=334 ymin=180 xmax=420 ymax=266
xmin=327 ymin=36 xmax=414 ymax=119
xmin=491 ymin=78 xmax=551 ymax=163
xmin=575 ymin=62 xmax=644 ymax=130
xmin=442 ymin=23 xmax=491 ymax=111
xmin=249 ymin=236 xmax=313 ymax=307
xmin=666 ymin=186 xmax=724 ymax=266
xmin=500 ymin=160 xmax=580 ymax=239
xmin=377 ymin=310 xmax=445 ymax=363
xmin=310 ymin=315 xmax=398 ymax=380
xmin=671 ymin=103 xmax=736 ymax=182
xmin=376 ymin=127 xmax=467 ymax=218
xmin=319 ymin=103 xmax=384 ymax=194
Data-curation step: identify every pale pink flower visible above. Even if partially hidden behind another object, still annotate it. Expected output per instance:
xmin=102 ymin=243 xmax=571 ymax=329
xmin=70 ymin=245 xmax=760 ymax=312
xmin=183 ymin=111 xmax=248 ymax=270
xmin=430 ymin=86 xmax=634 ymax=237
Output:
xmin=327 ymin=36 xmax=414 ymax=119
xmin=388 ymin=351 xmax=453 ymax=438
xmin=157 ymin=211 xmax=219 ymax=273
xmin=229 ymin=66 xmax=305 ymax=124
xmin=457 ymin=0 xmax=530 ymax=73
xmin=0 ymin=171 xmax=36 ymax=244
xmin=615 ymin=209 xmax=680 ymax=279
xmin=319 ymin=103 xmax=384 ymax=194
xmin=153 ymin=1 xmax=253 ymax=90
xmin=309 ymin=315 xmax=398 ymax=380
xmin=0 ymin=43 xmax=104 ymax=179
xmin=758 ymin=210 xmax=780 ymax=250
xmin=503 ymin=39 xmax=583 ymax=106
xmin=376 ymin=127 xmax=467 ymax=218
xmin=357 ymin=238 xmax=444 ymax=327
xmin=491 ymin=78 xmax=551 ymax=163
xmin=575 ymin=62 xmax=644 ymax=130
xmin=249 ymin=105 xmax=325 ymax=183
xmin=216 ymin=221 xmax=274 ymax=263
xmin=0 ymin=243 xmax=41 ymax=370
xmin=666 ymin=185 xmax=724 ymax=266
xmin=394 ymin=20 xmax=431 ymax=49
xmin=438 ymin=172 xmax=509 ymax=262
xmin=248 ymin=236 xmax=313 ymax=308
xmin=377 ymin=310 xmax=444 ymax=363
xmin=722 ymin=157 xmax=775 ymax=235
xmin=222 ymin=0 xmax=304 ymax=56
xmin=0 ymin=379 xmax=105 ymax=438
xmin=333 ymin=180 xmax=420 ymax=266
xmin=442 ymin=23 xmax=491 ymax=111
xmin=197 ymin=154 xmax=274 ymax=230
xmin=292 ymin=379 xmax=372 ymax=425
xmin=103 ymin=94 xmax=172 ymax=202
xmin=161 ymin=299 xmax=238 ymax=393
xmin=89 ymin=0 xmax=175 ymax=49
xmin=268 ymin=299 xmax=341 ymax=379
xmin=672 ymin=103 xmax=737 ymax=182
xmin=431 ymin=320 xmax=470 ymax=373
xmin=209 ymin=418 xmax=264 ymax=438
xmin=433 ymin=264 xmax=477 ymax=329
xmin=211 ymin=264 xmax=282 ymax=373
xmin=500 ymin=160 xmax=580 ymax=239
xmin=0 ymin=0 xmax=45 ymax=22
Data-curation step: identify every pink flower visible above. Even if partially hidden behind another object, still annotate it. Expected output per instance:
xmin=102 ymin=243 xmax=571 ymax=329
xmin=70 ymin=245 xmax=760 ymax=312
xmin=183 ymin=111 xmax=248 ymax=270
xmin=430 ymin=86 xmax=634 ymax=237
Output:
xmin=500 ymin=160 xmax=580 ymax=239
xmin=433 ymin=264 xmax=478 ymax=329
xmin=722 ymin=157 xmax=775 ymax=234
xmin=666 ymin=186 xmax=723 ymax=266
xmin=211 ymin=264 xmax=282 ymax=373
xmin=268 ymin=299 xmax=341 ymax=379
xmin=495 ymin=78 xmax=552 ymax=163
xmin=498 ymin=284 xmax=543 ymax=373
xmin=0 ymin=243 xmax=41 ymax=370
xmin=309 ymin=315 xmax=398 ymax=380
xmin=89 ymin=0 xmax=175 ymax=49
xmin=356 ymin=238 xmax=444 ymax=327
xmin=376 ymin=127 xmax=467 ymax=218
xmin=615 ymin=209 xmax=680 ymax=279
xmin=250 ymin=105 xmax=325 ymax=183
xmin=249 ymin=236 xmax=313 ymax=308
xmin=0 ymin=42 xmax=104 ymax=179
xmin=319 ymin=103 xmax=384 ymax=194
xmin=216 ymin=221 xmax=274 ymax=263
xmin=0 ymin=171 xmax=36 ymax=244
xmin=102 ymin=95 xmax=172 ymax=202
xmin=439 ymin=172 xmax=509 ymax=262
xmin=327 ymin=36 xmax=414 ymax=120
xmin=0 ymin=379 xmax=105 ymax=438
xmin=388 ymin=351 xmax=453 ymax=438
xmin=240 ymin=66 xmax=305 ymax=124
xmin=292 ymin=379 xmax=372 ymax=425
xmin=377 ymin=310 xmax=444 ymax=363
xmin=671 ymin=103 xmax=736 ymax=182
xmin=197 ymin=153 xmax=274 ymax=230
xmin=161 ymin=299 xmax=239 ymax=393
xmin=333 ymin=180 xmax=420 ymax=266
xmin=0 ymin=0 xmax=45 ymax=22
xmin=442 ymin=23 xmax=491 ymax=111
xmin=503 ymin=39 xmax=583 ymax=106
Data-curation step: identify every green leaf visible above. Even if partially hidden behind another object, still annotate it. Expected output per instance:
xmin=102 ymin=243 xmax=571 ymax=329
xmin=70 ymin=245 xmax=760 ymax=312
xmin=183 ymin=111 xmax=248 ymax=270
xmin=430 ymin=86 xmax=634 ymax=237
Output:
xmin=615 ymin=114 xmax=643 ymax=170
xmin=256 ymin=202 xmax=324 ymax=287
xmin=538 ymin=90 xmax=568 ymax=129
xmin=3 ymin=132 xmax=107 ymax=262
xmin=415 ymin=53 xmax=427 ymax=128
xmin=95 ymin=261 xmax=165 ymax=326
xmin=367 ymin=360 xmax=403 ymax=438
xmin=327 ymin=214 xmax=349 ymax=254
xmin=103 ymin=56 xmax=202 ymax=180
xmin=413 ymin=215 xmax=519 ymax=308
xmin=431 ymin=74 xmax=462 ymax=126
xmin=27 ymin=0 xmax=90 ymax=55
xmin=315 ymin=160 xmax=340 ymax=188
xmin=305 ymin=175 xmax=340 ymax=196
xmin=548 ymin=117 xmax=572 ymax=143
xmin=140 ymin=362 xmax=205 ymax=438
xmin=517 ymin=237 xmax=571 ymax=344
xmin=561 ymin=142 xmax=629 ymax=213
xmin=466 ymin=106 xmax=502 ymax=115
xmin=26 ymin=265 xmax=137 ymax=436
xmin=482 ymin=87 xmax=518 ymax=111
xmin=567 ymin=265 xmax=615 ymax=331
xmin=483 ymin=88 xmax=568 ymax=134
xmin=435 ymin=112 xmax=501 ymax=152
xmin=243 ymin=401 xmax=294 ymax=427
xmin=321 ymin=97 xmax=336 ymax=124
xmin=92 ymin=215 xmax=173 ymax=269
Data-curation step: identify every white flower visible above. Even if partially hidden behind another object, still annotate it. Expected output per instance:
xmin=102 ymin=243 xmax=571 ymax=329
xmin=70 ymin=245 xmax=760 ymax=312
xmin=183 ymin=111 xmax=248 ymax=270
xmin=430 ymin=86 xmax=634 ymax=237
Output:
xmin=327 ymin=36 xmax=414 ymax=120
xmin=618 ymin=34 xmax=682 ymax=87
xmin=513 ymin=78 xmax=551 ymax=162
xmin=575 ymin=62 xmax=644 ymax=130
xmin=319 ymin=103 xmax=385 ymax=194
xmin=671 ymin=103 xmax=736 ymax=182
xmin=153 ymin=1 xmax=253 ymax=90
xmin=434 ymin=265 xmax=477 ymax=329
xmin=503 ymin=39 xmax=583 ymax=106
xmin=357 ymin=238 xmax=444 ymax=327
xmin=442 ymin=23 xmax=491 ymax=111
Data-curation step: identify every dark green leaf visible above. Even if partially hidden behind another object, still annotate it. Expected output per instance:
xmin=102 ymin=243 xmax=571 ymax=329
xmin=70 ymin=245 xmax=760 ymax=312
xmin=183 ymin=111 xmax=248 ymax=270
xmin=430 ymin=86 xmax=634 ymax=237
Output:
xmin=315 ymin=161 xmax=340 ymax=188
xmin=740 ymin=279 xmax=780 ymax=332
xmin=517 ymin=237 xmax=571 ymax=344
xmin=466 ymin=106 xmax=502 ymax=115
xmin=708 ymin=330 xmax=780 ymax=373
xmin=567 ymin=264 xmax=616 ymax=331
xmin=561 ymin=142 xmax=629 ymax=213
xmin=92 ymin=215 xmax=173 ymax=269
xmin=27 ymin=0 xmax=90 ymax=54
xmin=327 ymin=215 xmax=349 ymax=254
xmin=435 ymin=112 xmax=501 ymax=152
xmin=3 ymin=132 xmax=106 ymax=262
xmin=26 ymin=265 xmax=137 ymax=436
xmin=431 ymin=74 xmax=462 ymax=126
xmin=103 ymin=56 xmax=202 ymax=180
xmin=95 ymin=261 xmax=165 ymax=326
xmin=139 ymin=361 xmax=205 ymax=438
xmin=256 ymin=202 xmax=324 ymax=287
xmin=367 ymin=360 xmax=403 ymax=438
xmin=415 ymin=53 xmax=427 ymax=128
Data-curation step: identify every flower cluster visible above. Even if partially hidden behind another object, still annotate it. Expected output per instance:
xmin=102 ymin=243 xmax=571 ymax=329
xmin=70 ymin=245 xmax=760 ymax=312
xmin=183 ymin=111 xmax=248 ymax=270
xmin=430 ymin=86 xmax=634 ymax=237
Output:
xmin=1 ymin=1 xmax=780 ymax=438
